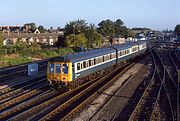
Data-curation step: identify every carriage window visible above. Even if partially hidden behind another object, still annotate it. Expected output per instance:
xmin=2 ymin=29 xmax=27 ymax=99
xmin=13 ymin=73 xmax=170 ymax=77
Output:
xmin=100 ymin=57 xmax=102 ymax=63
xmin=113 ymin=53 xmax=116 ymax=58
xmin=126 ymin=50 xmax=128 ymax=54
xmin=77 ymin=63 xmax=80 ymax=71
xmin=62 ymin=64 xmax=68 ymax=74
xmin=118 ymin=51 xmax=121 ymax=56
xmin=86 ymin=61 xmax=89 ymax=67
xmin=102 ymin=56 xmax=105 ymax=62
xmin=110 ymin=54 xmax=112 ymax=59
xmin=105 ymin=55 xmax=110 ymax=61
xmin=81 ymin=63 xmax=83 ymax=69
xmin=89 ymin=60 xmax=91 ymax=67
xmin=94 ymin=58 xmax=96 ymax=65
xmin=91 ymin=59 xmax=94 ymax=66
xmin=83 ymin=61 xmax=86 ymax=68
xmin=56 ymin=64 xmax=61 ymax=74
xmin=97 ymin=57 xmax=100 ymax=63
xmin=123 ymin=50 xmax=125 ymax=55
xmin=49 ymin=64 xmax=54 ymax=73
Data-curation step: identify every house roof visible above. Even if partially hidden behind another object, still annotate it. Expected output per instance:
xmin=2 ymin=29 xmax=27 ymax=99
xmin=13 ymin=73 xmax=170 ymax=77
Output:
xmin=3 ymin=33 xmax=61 ymax=39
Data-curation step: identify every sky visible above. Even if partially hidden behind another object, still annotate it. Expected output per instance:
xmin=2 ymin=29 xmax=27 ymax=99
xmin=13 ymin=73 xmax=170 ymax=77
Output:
xmin=0 ymin=0 xmax=180 ymax=30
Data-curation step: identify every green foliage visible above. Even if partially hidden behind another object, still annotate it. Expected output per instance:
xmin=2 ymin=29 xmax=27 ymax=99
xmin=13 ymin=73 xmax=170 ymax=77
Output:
xmin=0 ymin=43 xmax=75 ymax=67
xmin=174 ymin=24 xmax=180 ymax=36
xmin=4 ymin=43 xmax=42 ymax=56
xmin=39 ymin=50 xmax=59 ymax=58
xmin=64 ymin=19 xmax=88 ymax=35
xmin=66 ymin=33 xmax=88 ymax=48
xmin=85 ymin=24 xmax=103 ymax=48
xmin=38 ymin=25 xmax=45 ymax=33
xmin=0 ymin=33 xmax=3 ymax=46
xmin=0 ymin=55 xmax=32 ymax=67
xmin=24 ymin=23 xmax=37 ymax=32
xmin=56 ymin=48 xmax=74 ymax=56
xmin=97 ymin=19 xmax=115 ymax=37
xmin=97 ymin=19 xmax=132 ymax=38
xmin=37 ymin=48 xmax=74 ymax=59
xmin=63 ymin=18 xmax=133 ymax=48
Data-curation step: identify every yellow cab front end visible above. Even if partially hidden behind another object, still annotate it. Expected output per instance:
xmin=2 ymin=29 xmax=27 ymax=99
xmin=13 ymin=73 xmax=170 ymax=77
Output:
xmin=47 ymin=61 xmax=73 ymax=88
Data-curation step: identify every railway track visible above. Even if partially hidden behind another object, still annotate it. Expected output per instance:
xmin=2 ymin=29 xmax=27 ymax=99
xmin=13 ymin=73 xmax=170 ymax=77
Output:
xmin=128 ymin=49 xmax=175 ymax=121
xmin=0 ymin=62 xmax=113 ymax=120
xmin=0 ymin=74 xmax=46 ymax=95
xmin=169 ymin=49 xmax=180 ymax=121
xmin=0 ymin=78 xmax=47 ymax=103
xmin=4 ymin=61 xmax=134 ymax=121
xmin=0 ymin=59 xmax=48 ymax=83
xmin=0 ymin=83 xmax=49 ymax=112
xmin=169 ymin=49 xmax=180 ymax=85
xmin=41 ymin=63 xmax=135 ymax=121
xmin=0 ymin=46 xmax=157 ymax=121
xmin=148 ymin=49 xmax=175 ymax=121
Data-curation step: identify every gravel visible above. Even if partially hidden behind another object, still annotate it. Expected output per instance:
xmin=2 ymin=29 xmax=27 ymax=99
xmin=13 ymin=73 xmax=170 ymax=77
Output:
xmin=72 ymin=58 xmax=150 ymax=121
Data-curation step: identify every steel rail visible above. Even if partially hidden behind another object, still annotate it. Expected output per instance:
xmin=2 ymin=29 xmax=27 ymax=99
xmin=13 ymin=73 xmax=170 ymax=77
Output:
xmin=89 ymin=75 xmax=135 ymax=121
xmin=0 ymin=83 xmax=49 ymax=112
xmin=0 ymin=74 xmax=46 ymax=95
xmin=0 ymin=78 xmax=47 ymax=103
xmin=150 ymin=49 xmax=174 ymax=121
xmin=128 ymin=66 xmax=157 ymax=120
xmin=8 ymin=69 xmax=110 ymax=121
xmin=0 ymin=63 xmax=47 ymax=82
xmin=38 ymin=62 xmax=135 ymax=121
xmin=0 ymin=89 xmax=55 ymax=120
xmin=175 ymin=50 xmax=180 ymax=121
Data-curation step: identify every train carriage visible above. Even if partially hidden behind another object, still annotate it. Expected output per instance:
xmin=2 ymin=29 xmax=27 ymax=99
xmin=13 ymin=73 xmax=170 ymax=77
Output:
xmin=47 ymin=41 xmax=147 ymax=89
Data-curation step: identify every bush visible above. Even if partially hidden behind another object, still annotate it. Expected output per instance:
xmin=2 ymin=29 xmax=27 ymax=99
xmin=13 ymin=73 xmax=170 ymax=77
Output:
xmin=0 ymin=44 xmax=75 ymax=67
xmin=56 ymin=48 xmax=74 ymax=56
xmin=0 ymin=54 xmax=32 ymax=67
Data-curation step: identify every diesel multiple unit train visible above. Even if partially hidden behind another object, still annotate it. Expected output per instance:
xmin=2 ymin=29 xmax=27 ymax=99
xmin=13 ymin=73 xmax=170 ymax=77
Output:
xmin=47 ymin=41 xmax=147 ymax=89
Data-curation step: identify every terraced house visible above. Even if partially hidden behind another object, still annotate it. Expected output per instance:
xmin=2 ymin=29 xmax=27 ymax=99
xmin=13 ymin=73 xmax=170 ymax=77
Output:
xmin=2 ymin=33 xmax=60 ymax=46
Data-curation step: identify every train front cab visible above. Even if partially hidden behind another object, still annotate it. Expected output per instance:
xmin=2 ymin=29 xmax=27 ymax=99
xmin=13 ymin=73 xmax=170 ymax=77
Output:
xmin=47 ymin=61 xmax=73 ymax=88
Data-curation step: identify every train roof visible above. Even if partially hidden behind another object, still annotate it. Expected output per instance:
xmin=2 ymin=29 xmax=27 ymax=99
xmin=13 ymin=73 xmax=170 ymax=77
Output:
xmin=51 ymin=41 xmax=147 ymax=63
xmin=136 ymin=40 xmax=147 ymax=45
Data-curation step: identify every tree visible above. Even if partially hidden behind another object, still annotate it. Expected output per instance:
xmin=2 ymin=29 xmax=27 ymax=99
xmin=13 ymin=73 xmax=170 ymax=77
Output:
xmin=57 ymin=27 xmax=61 ymax=31
xmin=97 ymin=19 xmax=133 ymax=38
xmin=0 ymin=33 xmax=3 ymax=46
xmin=24 ymin=23 xmax=36 ymax=32
xmin=114 ymin=19 xmax=124 ymax=35
xmin=97 ymin=19 xmax=115 ymax=37
xmin=38 ymin=25 xmax=45 ymax=33
xmin=174 ymin=24 xmax=180 ymax=36
xmin=65 ymin=33 xmax=88 ymax=47
xmin=85 ymin=24 xmax=103 ymax=48
xmin=64 ymin=19 xmax=88 ymax=35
